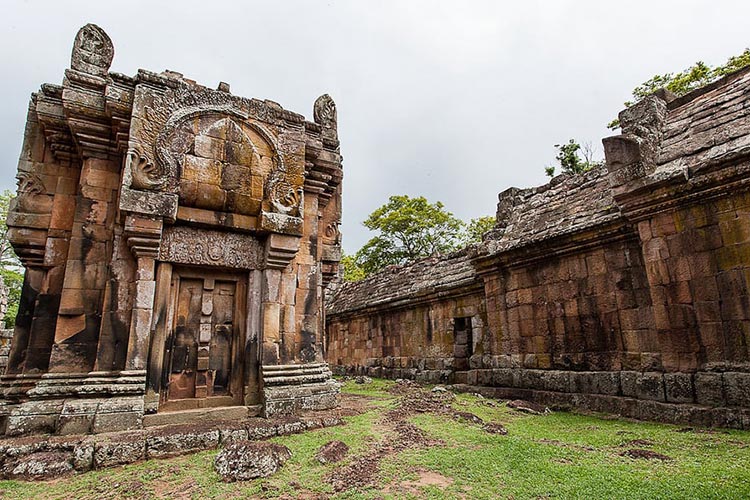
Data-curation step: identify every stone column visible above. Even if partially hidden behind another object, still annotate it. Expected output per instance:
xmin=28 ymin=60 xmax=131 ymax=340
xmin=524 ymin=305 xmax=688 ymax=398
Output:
xmin=124 ymin=215 xmax=163 ymax=371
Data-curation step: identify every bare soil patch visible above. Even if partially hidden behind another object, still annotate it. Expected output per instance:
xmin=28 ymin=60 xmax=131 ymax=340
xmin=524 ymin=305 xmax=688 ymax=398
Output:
xmin=620 ymin=449 xmax=672 ymax=461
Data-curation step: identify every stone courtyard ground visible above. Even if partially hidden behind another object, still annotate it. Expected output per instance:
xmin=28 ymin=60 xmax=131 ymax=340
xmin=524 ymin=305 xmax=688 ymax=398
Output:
xmin=1 ymin=378 xmax=750 ymax=499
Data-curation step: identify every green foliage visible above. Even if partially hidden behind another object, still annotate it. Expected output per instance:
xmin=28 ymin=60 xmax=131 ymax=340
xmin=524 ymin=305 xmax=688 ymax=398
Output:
xmin=3 ymin=380 xmax=750 ymax=499
xmin=464 ymin=216 xmax=496 ymax=244
xmin=0 ymin=269 xmax=22 ymax=328
xmin=0 ymin=190 xmax=19 ymax=268
xmin=0 ymin=190 xmax=21 ymax=328
xmin=340 ymin=253 xmax=367 ymax=282
xmin=354 ymin=195 xmax=465 ymax=276
xmin=609 ymin=48 xmax=750 ymax=130
xmin=545 ymin=139 xmax=602 ymax=177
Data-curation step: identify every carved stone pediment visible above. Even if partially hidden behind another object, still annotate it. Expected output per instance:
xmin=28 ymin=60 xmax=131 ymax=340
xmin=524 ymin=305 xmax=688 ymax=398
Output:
xmin=125 ymin=86 xmax=306 ymax=229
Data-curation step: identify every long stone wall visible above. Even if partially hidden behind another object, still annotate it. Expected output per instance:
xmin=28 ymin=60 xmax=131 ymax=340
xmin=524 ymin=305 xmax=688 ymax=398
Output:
xmin=327 ymin=67 xmax=750 ymax=428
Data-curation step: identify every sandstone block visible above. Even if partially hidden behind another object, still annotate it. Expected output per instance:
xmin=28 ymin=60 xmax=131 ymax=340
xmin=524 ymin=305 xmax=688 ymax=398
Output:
xmin=214 ymin=441 xmax=291 ymax=481
xmin=636 ymin=372 xmax=665 ymax=401
xmin=695 ymin=372 xmax=724 ymax=406
xmin=146 ymin=427 xmax=220 ymax=458
xmin=724 ymin=372 xmax=750 ymax=407
xmin=664 ymin=373 xmax=694 ymax=403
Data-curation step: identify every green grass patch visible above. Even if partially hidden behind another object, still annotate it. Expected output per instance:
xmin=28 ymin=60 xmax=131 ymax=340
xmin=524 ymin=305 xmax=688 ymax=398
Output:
xmin=1 ymin=380 xmax=749 ymax=499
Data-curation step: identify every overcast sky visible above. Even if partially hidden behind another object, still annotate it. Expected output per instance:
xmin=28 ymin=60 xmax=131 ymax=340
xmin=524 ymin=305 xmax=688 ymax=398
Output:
xmin=1 ymin=1 xmax=748 ymax=253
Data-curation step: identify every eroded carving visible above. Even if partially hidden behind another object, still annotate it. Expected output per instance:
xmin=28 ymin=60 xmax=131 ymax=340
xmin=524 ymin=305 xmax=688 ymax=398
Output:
xmin=159 ymin=226 xmax=263 ymax=269
xmin=269 ymin=181 xmax=304 ymax=217
xmin=16 ymin=173 xmax=45 ymax=195
xmin=127 ymin=147 xmax=167 ymax=190
xmin=314 ymin=94 xmax=337 ymax=128
xmin=323 ymin=222 xmax=341 ymax=245
xmin=70 ymin=24 xmax=114 ymax=76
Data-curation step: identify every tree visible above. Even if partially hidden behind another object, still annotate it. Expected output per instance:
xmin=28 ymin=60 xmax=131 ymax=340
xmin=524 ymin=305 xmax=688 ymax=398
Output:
xmin=0 ymin=191 xmax=20 ymax=268
xmin=544 ymin=139 xmax=602 ymax=177
xmin=464 ymin=216 xmax=496 ymax=244
xmin=340 ymin=253 xmax=366 ymax=282
xmin=608 ymin=48 xmax=750 ymax=130
xmin=0 ymin=190 xmax=22 ymax=328
xmin=354 ymin=195 xmax=465 ymax=276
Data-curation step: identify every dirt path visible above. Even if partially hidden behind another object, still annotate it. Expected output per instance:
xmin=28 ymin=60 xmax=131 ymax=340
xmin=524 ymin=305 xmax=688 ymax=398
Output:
xmin=326 ymin=380 xmax=503 ymax=492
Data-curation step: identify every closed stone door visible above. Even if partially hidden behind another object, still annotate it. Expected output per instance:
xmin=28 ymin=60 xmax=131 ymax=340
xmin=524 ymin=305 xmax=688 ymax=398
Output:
xmin=165 ymin=271 xmax=243 ymax=410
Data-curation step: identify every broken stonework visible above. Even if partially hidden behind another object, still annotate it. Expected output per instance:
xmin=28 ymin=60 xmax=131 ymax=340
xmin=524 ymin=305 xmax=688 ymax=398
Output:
xmin=3 ymin=451 xmax=74 ymax=480
xmin=327 ymin=67 xmax=750 ymax=429
xmin=214 ymin=441 xmax=292 ymax=481
xmin=1 ymin=23 xmax=343 ymax=436
xmin=0 ymin=412 xmax=343 ymax=479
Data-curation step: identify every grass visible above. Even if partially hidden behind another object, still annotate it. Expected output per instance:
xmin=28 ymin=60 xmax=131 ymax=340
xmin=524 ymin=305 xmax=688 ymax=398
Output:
xmin=1 ymin=379 xmax=749 ymax=499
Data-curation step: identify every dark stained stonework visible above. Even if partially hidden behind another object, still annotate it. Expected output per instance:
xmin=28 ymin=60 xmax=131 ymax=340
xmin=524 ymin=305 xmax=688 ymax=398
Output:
xmin=327 ymin=67 xmax=750 ymax=428
xmin=1 ymin=24 xmax=343 ymax=436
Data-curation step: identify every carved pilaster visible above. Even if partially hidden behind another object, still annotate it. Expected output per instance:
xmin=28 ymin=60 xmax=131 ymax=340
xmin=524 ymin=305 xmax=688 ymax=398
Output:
xmin=124 ymin=215 xmax=162 ymax=371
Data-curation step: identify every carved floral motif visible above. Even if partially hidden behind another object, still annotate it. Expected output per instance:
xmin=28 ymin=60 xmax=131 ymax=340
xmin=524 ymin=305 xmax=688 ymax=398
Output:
xmin=159 ymin=226 xmax=262 ymax=269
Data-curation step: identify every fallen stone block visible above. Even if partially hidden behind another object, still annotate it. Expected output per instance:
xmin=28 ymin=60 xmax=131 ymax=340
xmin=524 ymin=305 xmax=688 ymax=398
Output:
xmin=214 ymin=441 xmax=291 ymax=481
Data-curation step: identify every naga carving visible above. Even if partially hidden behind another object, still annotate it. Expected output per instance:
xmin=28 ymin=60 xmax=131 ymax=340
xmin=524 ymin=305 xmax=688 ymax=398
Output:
xmin=127 ymin=147 xmax=167 ymax=191
xmin=16 ymin=172 xmax=45 ymax=195
xmin=323 ymin=221 xmax=341 ymax=245
xmin=313 ymin=94 xmax=337 ymax=128
xmin=269 ymin=180 xmax=304 ymax=217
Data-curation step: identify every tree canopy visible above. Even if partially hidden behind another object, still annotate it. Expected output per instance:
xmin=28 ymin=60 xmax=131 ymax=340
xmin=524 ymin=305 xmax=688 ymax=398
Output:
xmin=465 ymin=216 xmax=496 ymax=243
xmin=342 ymin=195 xmax=495 ymax=281
xmin=353 ymin=195 xmax=465 ymax=276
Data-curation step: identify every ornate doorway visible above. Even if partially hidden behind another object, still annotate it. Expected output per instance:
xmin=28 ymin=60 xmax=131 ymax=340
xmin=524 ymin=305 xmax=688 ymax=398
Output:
xmin=160 ymin=268 xmax=247 ymax=411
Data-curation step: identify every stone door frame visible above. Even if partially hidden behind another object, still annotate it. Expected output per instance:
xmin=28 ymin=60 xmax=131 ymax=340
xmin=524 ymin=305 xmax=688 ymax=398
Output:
xmin=158 ymin=266 xmax=248 ymax=412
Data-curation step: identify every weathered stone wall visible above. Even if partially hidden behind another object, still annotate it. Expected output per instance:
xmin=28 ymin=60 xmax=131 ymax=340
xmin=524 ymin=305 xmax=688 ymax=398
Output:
xmin=328 ymin=291 xmax=487 ymax=382
xmin=327 ymin=67 xmax=750 ymax=428
xmin=327 ymin=249 xmax=487 ymax=381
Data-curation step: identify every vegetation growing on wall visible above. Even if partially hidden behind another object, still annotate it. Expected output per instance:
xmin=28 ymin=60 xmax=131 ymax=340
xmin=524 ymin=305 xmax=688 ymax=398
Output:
xmin=608 ymin=48 xmax=750 ymax=129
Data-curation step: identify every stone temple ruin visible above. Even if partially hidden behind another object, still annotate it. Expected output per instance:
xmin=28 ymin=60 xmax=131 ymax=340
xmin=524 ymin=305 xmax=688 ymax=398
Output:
xmin=3 ymin=22 xmax=750 ymax=442
xmin=327 ymin=70 xmax=750 ymax=428
xmin=1 ymin=24 xmax=342 ymax=436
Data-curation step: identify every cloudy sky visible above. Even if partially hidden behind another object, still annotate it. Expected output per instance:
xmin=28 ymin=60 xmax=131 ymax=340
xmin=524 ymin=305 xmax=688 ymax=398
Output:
xmin=1 ymin=1 xmax=748 ymax=253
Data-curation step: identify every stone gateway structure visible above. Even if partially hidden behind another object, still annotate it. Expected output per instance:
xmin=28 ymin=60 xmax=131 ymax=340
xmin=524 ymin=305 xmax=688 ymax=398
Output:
xmin=328 ymin=69 xmax=750 ymax=428
xmin=1 ymin=24 xmax=342 ymax=436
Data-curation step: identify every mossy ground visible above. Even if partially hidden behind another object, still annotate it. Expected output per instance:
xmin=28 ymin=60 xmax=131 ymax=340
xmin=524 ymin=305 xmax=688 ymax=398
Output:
xmin=1 ymin=378 xmax=749 ymax=499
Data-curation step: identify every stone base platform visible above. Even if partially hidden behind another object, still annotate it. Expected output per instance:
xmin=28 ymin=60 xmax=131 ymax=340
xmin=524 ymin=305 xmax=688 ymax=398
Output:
xmin=262 ymin=363 xmax=340 ymax=416
xmin=0 ymin=411 xmax=344 ymax=480
xmin=336 ymin=364 xmax=750 ymax=429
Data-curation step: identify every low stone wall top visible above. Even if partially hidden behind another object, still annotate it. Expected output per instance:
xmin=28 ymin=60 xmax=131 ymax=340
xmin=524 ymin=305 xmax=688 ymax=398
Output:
xmin=487 ymin=166 xmax=621 ymax=255
xmin=656 ymin=67 xmax=750 ymax=175
xmin=327 ymin=248 xmax=478 ymax=316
